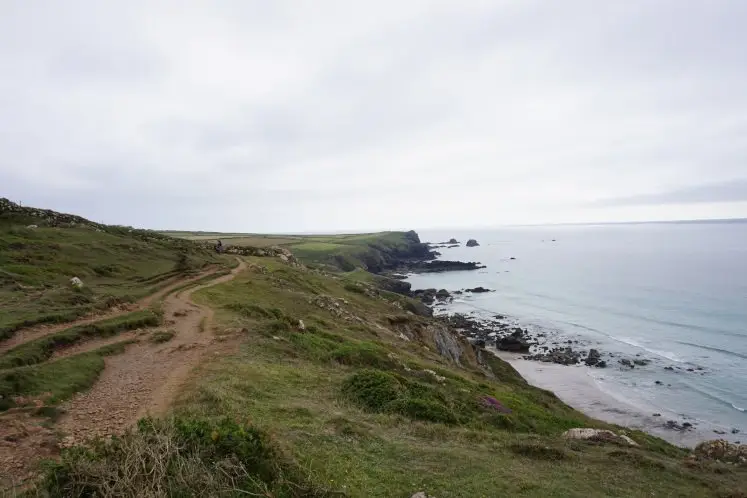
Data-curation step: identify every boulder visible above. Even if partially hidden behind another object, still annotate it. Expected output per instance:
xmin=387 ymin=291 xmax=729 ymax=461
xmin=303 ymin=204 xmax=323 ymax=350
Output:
xmin=584 ymin=348 xmax=601 ymax=366
xmin=465 ymin=287 xmax=493 ymax=293
xmin=466 ymin=239 xmax=480 ymax=247
xmin=447 ymin=238 xmax=459 ymax=244
xmin=435 ymin=289 xmax=451 ymax=301
xmin=496 ymin=335 xmax=531 ymax=353
xmin=619 ymin=359 xmax=634 ymax=368
xmin=70 ymin=277 xmax=84 ymax=289
xmin=563 ymin=428 xmax=639 ymax=446
xmin=404 ymin=300 xmax=433 ymax=317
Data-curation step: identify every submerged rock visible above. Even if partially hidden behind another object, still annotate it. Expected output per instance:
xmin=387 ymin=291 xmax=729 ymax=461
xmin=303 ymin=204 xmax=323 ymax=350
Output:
xmin=465 ymin=287 xmax=493 ymax=293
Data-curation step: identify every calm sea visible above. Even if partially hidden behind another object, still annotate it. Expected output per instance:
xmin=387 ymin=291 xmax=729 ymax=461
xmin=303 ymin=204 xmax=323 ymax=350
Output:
xmin=407 ymin=222 xmax=747 ymax=442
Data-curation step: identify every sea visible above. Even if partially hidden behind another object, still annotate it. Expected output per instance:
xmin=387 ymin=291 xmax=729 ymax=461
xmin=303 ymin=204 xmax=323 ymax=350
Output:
xmin=406 ymin=222 xmax=747 ymax=447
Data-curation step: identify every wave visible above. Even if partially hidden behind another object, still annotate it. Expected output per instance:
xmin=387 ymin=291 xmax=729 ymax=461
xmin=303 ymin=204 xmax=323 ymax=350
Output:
xmin=675 ymin=341 xmax=747 ymax=360
xmin=682 ymin=381 xmax=746 ymax=414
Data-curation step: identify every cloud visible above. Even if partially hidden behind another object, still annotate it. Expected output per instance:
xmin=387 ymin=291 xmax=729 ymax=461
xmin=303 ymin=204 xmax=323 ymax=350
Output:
xmin=591 ymin=179 xmax=747 ymax=206
xmin=1 ymin=0 xmax=747 ymax=231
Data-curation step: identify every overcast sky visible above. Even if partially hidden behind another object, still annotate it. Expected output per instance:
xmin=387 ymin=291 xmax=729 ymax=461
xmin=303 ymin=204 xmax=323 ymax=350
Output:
xmin=2 ymin=1 xmax=747 ymax=232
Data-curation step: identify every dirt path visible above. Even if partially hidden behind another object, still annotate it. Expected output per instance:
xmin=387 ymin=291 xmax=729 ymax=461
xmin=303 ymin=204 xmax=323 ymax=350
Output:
xmin=0 ymin=267 xmax=222 ymax=355
xmin=56 ymin=258 xmax=246 ymax=446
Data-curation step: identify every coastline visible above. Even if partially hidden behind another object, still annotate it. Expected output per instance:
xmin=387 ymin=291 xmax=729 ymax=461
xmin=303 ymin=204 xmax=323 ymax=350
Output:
xmin=399 ymin=235 xmax=744 ymax=449
xmin=490 ymin=349 xmax=717 ymax=448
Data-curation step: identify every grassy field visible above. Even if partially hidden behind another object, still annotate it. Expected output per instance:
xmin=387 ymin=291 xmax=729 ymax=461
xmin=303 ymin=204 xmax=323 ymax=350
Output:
xmin=162 ymin=230 xmax=425 ymax=272
xmin=0 ymin=211 xmax=225 ymax=340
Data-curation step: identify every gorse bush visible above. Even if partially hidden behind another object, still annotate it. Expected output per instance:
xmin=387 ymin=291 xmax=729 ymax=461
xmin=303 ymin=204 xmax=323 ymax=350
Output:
xmin=37 ymin=416 xmax=337 ymax=498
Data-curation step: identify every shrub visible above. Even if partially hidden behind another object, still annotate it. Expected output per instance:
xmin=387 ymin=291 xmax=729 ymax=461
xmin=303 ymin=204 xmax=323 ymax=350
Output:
xmin=36 ymin=417 xmax=333 ymax=497
xmin=388 ymin=397 xmax=457 ymax=424
xmin=327 ymin=342 xmax=397 ymax=369
xmin=342 ymin=370 xmax=405 ymax=411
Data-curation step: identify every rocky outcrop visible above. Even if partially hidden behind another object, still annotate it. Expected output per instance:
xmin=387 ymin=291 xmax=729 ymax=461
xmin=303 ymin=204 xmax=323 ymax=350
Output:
xmin=584 ymin=349 xmax=601 ymax=366
xmin=466 ymin=239 xmax=480 ymax=247
xmin=447 ymin=238 xmax=459 ymax=244
xmin=222 ymin=245 xmax=300 ymax=265
xmin=465 ymin=287 xmax=493 ymax=293
xmin=407 ymin=260 xmax=485 ymax=273
xmin=691 ymin=440 xmax=747 ymax=466
xmin=496 ymin=329 xmax=532 ymax=353
xmin=563 ymin=428 xmax=639 ymax=446
xmin=525 ymin=347 xmax=581 ymax=365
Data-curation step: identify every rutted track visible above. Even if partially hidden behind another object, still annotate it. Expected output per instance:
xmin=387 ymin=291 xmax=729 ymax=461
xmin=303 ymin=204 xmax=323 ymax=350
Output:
xmin=56 ymin=258 xmax=246 ymax=445
xmin=0 ymin=267 xmax=224 ymax=355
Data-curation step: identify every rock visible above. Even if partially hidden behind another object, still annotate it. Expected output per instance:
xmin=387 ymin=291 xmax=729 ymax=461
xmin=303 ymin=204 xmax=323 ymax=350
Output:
xmin=496 ymin=329 xmax=532 ymax=353
xmin=563 ymin=428 xmax=639 ymax=446
xmin=584 ymin=349 xmax=601 ymax=366
xmin=448 ymin=238 xmax=459 ymax=244
xmin=653 ymin=413 xmax=662 ymax=417
xmin=693 ymin=440 xmax=747 ymax=466
xmin=619 ymin=359 xmax=634 ymax=368
xmin=655 ymin=380 xmax=663 ymax=385
xmin=435 ymin=289 xmax=451 ymax=301
xmin=666 ymin=420 xmax=693 ymax=432
xmin=509 ymin=257 xmax=516 ymax=260
xmin=297 ymin=320 xmax=305 ymax=331
xmin=411 ymin=493 xmax=431 ymax=498
xmin=70 ymin=276 xmax=84 ymax=289
xmin=664 ymin=366 xmax=674 ymax=371
xmin=466 ymin=239 xmax=480 ymax=247
xmin=733 ymin=429 xmax=741 ymax=434
xmin=411 ymin=260 xmax=485 ymax=273
xmin=633 ymin=359 xmax=650 ymax=366
xmin=404 ymin=300 xmax=433 ymax=317
xmin=465 ymin=287 xmax=493 ymax=293
xmin=596 ymin=360 xmax=607 ymax=368
xmin=26 ymin=224 xmax=38 ymax=229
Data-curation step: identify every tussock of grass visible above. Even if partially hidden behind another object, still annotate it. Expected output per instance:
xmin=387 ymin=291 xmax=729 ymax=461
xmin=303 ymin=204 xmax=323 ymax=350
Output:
xmin=0 ymin=341 xmax=133 ymax=405
xmin=0 ymin=310 xmax=161 ymax=370
xmin=150 ymin=330 xmax=175 ymax=343
xmin=37 ymin=416 xmax=336 ymax=498
xmin=509 ymin=442 xmax=572 ymax=461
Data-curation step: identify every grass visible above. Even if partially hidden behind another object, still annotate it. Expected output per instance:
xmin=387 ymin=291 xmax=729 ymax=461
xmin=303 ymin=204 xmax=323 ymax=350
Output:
xmin=0 ymin=310 xmax=161 ymax=370
xmin=36 ymin=416 xmax=336 ymax=497
xmin=150 ymin=330 xmax=175 ymax=343
xmin=0 ymin=209 xmax=226 ymax=340
xmin=158 ymin=257 xmax=746 ymax=496
xmin=0 ymin=340 xmax=134 ymax=405
xmin=5 ymin=214 xmax=744 ymax=496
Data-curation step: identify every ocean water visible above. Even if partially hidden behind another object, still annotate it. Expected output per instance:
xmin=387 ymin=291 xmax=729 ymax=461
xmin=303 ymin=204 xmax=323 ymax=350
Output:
xmin=407 ymin=222 xmax=747 ymax=444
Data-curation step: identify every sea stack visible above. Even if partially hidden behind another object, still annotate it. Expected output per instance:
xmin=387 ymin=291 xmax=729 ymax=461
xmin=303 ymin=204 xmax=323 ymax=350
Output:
xmin=466 ymin=239 xmax=480 ymax=247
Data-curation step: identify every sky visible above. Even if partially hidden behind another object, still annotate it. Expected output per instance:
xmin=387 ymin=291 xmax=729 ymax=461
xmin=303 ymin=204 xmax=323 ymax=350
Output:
xmin=2 ymin=1 xmax=747 ymax=232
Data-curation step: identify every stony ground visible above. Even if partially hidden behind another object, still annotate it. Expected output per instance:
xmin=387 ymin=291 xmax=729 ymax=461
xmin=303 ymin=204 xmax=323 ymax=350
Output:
xmin=0 ymin=260 xmax=246 ymax=486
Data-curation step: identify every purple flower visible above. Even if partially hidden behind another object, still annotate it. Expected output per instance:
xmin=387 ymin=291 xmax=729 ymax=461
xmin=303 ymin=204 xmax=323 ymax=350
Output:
xmin=481 ymin=396 xmax=512 ymax=414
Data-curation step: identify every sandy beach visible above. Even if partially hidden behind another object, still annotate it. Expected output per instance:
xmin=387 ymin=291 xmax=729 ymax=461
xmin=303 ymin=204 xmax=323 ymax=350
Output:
xmin=490 ymin=349 xmax=742 ymax=448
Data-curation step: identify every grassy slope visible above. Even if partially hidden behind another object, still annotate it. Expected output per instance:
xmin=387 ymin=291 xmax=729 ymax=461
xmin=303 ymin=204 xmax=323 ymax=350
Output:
xmin=0 ymin=208 xmax=224 ymax=338
xmin=177 ymin=256 xmax=745 ymax=497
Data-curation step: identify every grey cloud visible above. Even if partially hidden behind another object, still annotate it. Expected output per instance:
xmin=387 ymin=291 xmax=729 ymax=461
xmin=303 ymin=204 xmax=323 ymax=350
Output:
xmin=593 ymin=179 xmax=747 ymax=206
xmin=1 ymin=0 xmax=747 ymax=231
